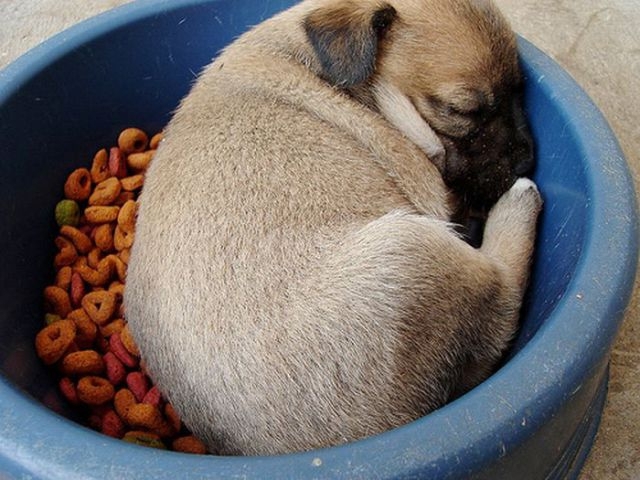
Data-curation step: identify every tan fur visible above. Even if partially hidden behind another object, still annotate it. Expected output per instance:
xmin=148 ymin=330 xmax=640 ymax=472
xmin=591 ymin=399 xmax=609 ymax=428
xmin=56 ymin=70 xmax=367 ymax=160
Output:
xmin=124 ymin=0 xmax=542 ymax=455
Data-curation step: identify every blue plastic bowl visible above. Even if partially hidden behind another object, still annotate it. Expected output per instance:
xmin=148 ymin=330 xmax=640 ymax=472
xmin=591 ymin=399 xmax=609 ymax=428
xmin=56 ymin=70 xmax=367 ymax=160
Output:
xmin=0 ymin=0 xmax=637 ymax=478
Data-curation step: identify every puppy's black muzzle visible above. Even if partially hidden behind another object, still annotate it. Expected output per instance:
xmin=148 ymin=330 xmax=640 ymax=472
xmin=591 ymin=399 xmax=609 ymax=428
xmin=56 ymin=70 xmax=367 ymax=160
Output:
xmin=443 ymin=93 xmax=535 ymax=214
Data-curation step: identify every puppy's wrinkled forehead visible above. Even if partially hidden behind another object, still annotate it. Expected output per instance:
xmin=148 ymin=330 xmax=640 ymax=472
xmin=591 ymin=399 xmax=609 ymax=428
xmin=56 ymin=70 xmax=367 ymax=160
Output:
xmin=379 ymin=0 xmax=519 ymax=102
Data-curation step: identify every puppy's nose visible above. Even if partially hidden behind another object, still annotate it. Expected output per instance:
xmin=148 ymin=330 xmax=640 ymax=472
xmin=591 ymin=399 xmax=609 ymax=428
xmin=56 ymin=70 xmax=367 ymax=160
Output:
xmin=512 ymin=129 xmax=535 ymax=176
xmin=514 ymin=150 xmax=535 ymax=176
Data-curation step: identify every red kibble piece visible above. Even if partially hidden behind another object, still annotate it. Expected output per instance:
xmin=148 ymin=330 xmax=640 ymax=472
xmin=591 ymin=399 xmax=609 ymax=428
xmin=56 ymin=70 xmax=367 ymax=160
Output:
xmin=70 ymin=272 xmax=85 ymax=307
xmin=108 ymin=147 xmax=128 ymax=178
xmin=101 ymin=409 xmax=125 ymax=438
xmin=126 ymin=371 xmax=149 ymax=402
xmin=142 ymin=385 xmax=162 ymax=407
xmin=104 ymin=352 xmax=126 ymax=385
xmin=109 ymin=332 xmax=138 ymax=368
xmin=59 ymin=377 xmax=79 ymax=405
xmin=88 ymin=412 xmax=103 ymax=430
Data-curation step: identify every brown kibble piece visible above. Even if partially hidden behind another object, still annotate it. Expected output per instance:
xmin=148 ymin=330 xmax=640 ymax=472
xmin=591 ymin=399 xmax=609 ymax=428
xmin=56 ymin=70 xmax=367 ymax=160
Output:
xmin=60 ymin=225 xmax=93 ymax=254
xmin=43 ymin=285 xmax=73 ymax=318
xmin=68 ymin=309 xmax=97 ymax=348
xmin=55 ymin=266 xmax=73 ymax=290
xmin=149 ymin=132 xmax=163 ymax=150
xmin=89 ymin=177 xmax=122 ymax=206
xmin=126 ymin=403 xmax=165 ymax=431
xmin=81 ymin=290 xmax=117 ymax=325
xmin=94 ymin=224 xmax=114 ymax=252
xmin=118 ymin=248 xmax=130 ymax=265
xmin=77 ymin=376 xmax=115 ymax=405
xmin=164 ymin=403 xmax=181 ymax=433
xmin=75 ymin=257 xmax=113 ymax=287
xmin=100 ymin=318 xmax=125 ymax=337
xmin=54 ymin=236 xmax=78 ymax=268
xmin=126 ymin=151 xmax=154 ymax=171
xmin=90 ymin=149 xmax=110 ymax=184
xmin=118 ymin=128 xmax=149 ymax=154
xmin=120 ymin=324 xmax=140 ymax=357
xmin=64 ymin=168 xmax=92 ymax=201
xmin=87 ymin=248 xmax=102 ymax=269
xmin=114 ymin=225 xmax=134 ymax=251
xmin=114 ymin=388 xmax=137 ymax=420
xmin=61 ymin=350 xmax=105 ymax=376
xmin=85 ymin=206 xmax=120 ymax=224
xmin=117 ymin=200 xmax=137 ymax=232
xmin=172 ymin=436 xmax=207 ymax=455
xmin=35 ymin=319 xmax=77 ymax=365
xmin=120 ymin=175 xmax=144 ymax=192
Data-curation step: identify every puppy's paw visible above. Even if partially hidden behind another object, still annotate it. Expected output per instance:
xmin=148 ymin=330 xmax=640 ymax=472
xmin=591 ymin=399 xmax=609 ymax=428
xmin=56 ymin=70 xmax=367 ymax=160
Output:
xmin=484 ymin=177 xmax=542 ymax=247
xmin=496 ymin=177 xmax=543 ymax=216
xmin=481 ymin=178 xmax=542 ymax=286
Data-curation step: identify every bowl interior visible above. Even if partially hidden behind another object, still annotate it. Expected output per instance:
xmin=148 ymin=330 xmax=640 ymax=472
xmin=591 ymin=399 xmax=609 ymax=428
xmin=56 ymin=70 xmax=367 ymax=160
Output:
xmin=0 ymin=0 xmax=632 ymax=474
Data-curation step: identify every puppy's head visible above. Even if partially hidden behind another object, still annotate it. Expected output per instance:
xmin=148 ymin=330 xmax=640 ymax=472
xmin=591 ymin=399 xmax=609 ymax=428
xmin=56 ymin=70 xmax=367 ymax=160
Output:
xmin=304 ymin=0 xmax=534 ymax=212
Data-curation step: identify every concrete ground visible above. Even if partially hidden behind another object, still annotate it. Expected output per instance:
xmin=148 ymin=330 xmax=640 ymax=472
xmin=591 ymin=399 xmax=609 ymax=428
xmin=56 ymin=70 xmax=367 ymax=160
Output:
xmin=1 ymin=1 xmax=638 ymax=478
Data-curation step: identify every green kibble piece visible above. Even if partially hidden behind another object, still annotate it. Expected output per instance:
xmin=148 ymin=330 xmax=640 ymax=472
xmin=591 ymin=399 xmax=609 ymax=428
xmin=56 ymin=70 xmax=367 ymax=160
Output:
xmin=122 ymin=432 xmax=167 ymax=450
xmin=44 ymin=313 xmax=62 ymax=325
xmin=55 ymin=199 xmax=81 ymax=227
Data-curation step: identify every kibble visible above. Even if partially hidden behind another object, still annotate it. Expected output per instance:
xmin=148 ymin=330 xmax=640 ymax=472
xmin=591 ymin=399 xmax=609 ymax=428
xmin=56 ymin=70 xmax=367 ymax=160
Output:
xmin=34 ymin=128 xmax=208 ymax=454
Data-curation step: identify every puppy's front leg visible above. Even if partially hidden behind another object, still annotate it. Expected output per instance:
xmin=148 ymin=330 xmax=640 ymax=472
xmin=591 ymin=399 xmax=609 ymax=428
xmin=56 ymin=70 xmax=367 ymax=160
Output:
xmin=454 ymin=179 xmax=542 ymax=394
xmin=481 ymin=178 xmax=543 ymax=297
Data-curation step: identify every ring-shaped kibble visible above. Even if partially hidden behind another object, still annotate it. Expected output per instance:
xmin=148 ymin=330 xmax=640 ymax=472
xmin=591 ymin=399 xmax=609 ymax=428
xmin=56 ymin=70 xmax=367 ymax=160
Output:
xmin=77 ymin=376 xmax=115 ymax=405
xmin=61 ymin=350 xmax=105 ymax=376
xmin=35 ymin=319 xmax=77 ymax=365
xmin=64 ymin=168 xmax=92 ymax=201
xmin=114 ymin=225 xmax=135 ymax=251
xmin=117 ymin=200 xmax=137 ymax=232
xmin=43 ymin=285 xmax=73 ymax=318
xmin=54 ymin=236 xmax=78 ymax=268
xmin=81 ymin=290 xmax=117 ymax=325
xmin=118 ymin=128 xmax=149 ymax=154
xmin=68 ymin=308 xmax=98 ymax=348
xmin=75 ymin=258 xmax=113 ymax=287
xmin=91 ymin=149 xmax=110 ymax=184
xmin=60 ymin=225 xmax=93 ymax=255
xmin=89 ymin=177 xmax=122 ymax=206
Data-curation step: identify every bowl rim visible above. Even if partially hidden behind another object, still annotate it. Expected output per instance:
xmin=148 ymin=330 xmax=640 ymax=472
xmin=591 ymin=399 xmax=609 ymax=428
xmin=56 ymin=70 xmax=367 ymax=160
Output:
xmin=0 ymin=0 xmax=637 ymax=478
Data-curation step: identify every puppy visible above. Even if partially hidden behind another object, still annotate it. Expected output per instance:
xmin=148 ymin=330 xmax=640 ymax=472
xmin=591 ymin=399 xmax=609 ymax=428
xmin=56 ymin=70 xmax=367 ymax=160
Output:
xmin=125 ymin=0 xmax=542 ymax=455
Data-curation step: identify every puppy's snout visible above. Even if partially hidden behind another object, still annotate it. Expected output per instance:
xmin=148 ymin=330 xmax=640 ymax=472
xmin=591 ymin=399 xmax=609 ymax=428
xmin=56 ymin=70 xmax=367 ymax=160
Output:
xmin=511 ymin=101 xmax=535 ymax=177
xmin=513 ymin=140 xmax=534 ymax=176
xmin=512 ymin=126 xmax=535 ymax=177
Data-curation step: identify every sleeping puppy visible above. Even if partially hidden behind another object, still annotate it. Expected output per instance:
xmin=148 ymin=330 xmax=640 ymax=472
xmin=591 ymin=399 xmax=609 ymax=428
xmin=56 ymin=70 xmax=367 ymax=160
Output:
xmin=125 ymin=0 xmax=542 ymax=455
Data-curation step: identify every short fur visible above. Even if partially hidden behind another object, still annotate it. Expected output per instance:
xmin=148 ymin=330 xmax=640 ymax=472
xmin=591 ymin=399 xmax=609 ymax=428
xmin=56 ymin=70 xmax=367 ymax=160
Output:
xmin=125 ymin=0 xmax=542 ymax=455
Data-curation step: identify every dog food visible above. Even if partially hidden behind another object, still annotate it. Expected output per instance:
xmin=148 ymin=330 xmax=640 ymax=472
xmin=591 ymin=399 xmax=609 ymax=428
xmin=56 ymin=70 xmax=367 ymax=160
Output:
xmin=35 ymin=127 xmax=208 ymax=454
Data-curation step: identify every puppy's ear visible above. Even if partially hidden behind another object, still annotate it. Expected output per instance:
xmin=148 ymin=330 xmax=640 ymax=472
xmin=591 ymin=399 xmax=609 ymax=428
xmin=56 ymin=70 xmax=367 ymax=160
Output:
xmin=304 ymin=1 xmax=397 ymax=87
